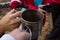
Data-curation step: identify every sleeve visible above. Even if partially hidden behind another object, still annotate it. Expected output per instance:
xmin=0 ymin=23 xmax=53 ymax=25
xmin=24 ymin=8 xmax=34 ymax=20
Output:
xmin=0 ymin=34 xmax=15 ymax=40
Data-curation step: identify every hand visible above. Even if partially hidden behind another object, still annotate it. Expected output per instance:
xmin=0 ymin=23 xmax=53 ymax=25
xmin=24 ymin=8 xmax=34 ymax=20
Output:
xmin=9 ymin=29 xmax=30 ymax=40
xmin=38 ymin=8 xmax=47 ymax=13
xmin=0 ymin=9 xmax=21 ymax=32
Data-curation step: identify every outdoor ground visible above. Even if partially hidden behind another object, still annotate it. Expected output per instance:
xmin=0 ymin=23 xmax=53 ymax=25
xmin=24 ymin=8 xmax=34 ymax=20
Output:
xmin=0 ymin=0 xmax=53 ymax=40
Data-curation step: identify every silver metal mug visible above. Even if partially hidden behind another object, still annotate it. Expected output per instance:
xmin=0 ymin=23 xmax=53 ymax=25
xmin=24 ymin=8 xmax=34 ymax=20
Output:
xmin=20 ymin=10 xmax=44 ymax=40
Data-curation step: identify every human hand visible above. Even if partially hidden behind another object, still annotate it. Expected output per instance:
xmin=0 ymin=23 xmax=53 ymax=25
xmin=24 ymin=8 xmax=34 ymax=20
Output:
xmin=0 ymin=9 xmax=21 ymax=32
xmin=38 ymin=8 xmax=47 ymax=13
xmin=9 ymin=29 xmax=30 ymax=40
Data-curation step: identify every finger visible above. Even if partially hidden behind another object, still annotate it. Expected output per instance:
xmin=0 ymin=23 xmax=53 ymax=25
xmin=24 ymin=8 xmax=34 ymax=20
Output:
xmin=15 ymin=17 xmax=21 ymax=23
xmin=39 ymin=5 xmax=46 ymax=7
xmin=38 ymin=8 xmax=47 ymax=13
xmin=18 ymin=24 xmax=23 ymax=32
xmin=24 ymin=32 xmax=30 ymax=36
xmin=11 ymin=11 xmax=22 ymax=18
xmin=12 ymin=17 xmax=21 ymax=24
xmin=10 ymin=23 xmax=20 ymax=29
xmin=8 ymin=9 xmax=16 ymax=14
xmin=23 ymin=32 xmax=30 ymax=40
xmin=42 ymin=10 xmax=47 ymax=13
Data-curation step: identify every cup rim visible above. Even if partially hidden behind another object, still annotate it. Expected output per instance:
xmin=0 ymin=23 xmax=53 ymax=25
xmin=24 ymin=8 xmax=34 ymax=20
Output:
xmin=21 ymin=11 xmax=44 ymax=23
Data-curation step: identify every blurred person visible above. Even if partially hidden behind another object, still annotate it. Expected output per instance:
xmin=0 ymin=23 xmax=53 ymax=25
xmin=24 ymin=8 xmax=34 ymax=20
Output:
xmin=42 ymin=0 xmax=60 ymax=40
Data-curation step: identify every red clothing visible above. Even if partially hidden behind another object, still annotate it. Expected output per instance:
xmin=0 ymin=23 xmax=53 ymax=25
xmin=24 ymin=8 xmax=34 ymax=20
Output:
xmin=21 ymin=0 xmax=35 ymax=6
xmin=10 ymin=0 xmax=46 ymax=25
xmin=10 ymin=1 xmax=21 ymax=9
xmin=43 ymin=0 xmax=53 ymax=5
xmin=43 ymin=0 xmax=60 ymax=5
xmin=10 ymin=0 xmax=39 ymax=10
xmin=52 ymin=0 xmax=60 ymax=4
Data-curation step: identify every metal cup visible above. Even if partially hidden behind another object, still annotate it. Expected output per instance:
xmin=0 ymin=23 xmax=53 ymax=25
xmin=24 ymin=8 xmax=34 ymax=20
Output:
xmin=21 ymin=10 xmax=44 ymax=40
